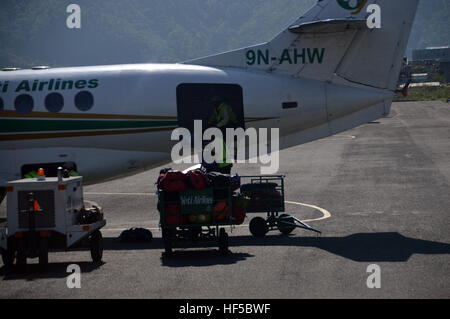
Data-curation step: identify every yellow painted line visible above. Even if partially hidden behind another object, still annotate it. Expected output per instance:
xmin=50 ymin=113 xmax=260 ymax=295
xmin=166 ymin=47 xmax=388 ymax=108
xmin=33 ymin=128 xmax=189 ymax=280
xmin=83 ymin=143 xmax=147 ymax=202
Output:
xmin=84 ymin=192 xmax=331 ymax=223
xmin=285 ymin=201 xmax=331 ymax=222
xmin=1 ymin=109 xmax=273 ymax=122
xmin=1 ymin=110 xmax=177 ymax=120
xmin=90 ymin=193 xmax=331 ymax=232
xmin=85 ymin=192 xmax=156 ymax=196
xmin=0 ymin=126 xmax=176 ymax=141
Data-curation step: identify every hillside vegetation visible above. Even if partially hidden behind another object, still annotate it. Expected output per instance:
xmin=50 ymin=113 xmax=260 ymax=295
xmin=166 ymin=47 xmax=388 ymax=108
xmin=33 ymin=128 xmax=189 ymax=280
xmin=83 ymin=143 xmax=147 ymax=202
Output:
xmin=0 ymin=0 xmax=448 ymax=68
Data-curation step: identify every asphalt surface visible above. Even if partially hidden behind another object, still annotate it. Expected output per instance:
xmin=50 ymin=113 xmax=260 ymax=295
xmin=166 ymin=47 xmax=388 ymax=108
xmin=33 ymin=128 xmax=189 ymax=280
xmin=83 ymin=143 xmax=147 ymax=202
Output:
xmin=0 ymin=101 xmax=449 ymax=298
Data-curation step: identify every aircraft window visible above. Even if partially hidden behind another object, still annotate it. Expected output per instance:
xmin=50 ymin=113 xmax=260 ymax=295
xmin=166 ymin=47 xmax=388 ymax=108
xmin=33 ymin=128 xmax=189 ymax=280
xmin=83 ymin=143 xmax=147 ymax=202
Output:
xmin=0 ymin=97 xmax=3 ymax=112
xmin=74 ymin=91 xmax=94 ymax=111
xmin=282 ymin=102 xmax=298 ymax=109
xmin=45 ymin=92 xmax=64 ymax=113
xmin=15 ymin=94 xmax=34 ymax=114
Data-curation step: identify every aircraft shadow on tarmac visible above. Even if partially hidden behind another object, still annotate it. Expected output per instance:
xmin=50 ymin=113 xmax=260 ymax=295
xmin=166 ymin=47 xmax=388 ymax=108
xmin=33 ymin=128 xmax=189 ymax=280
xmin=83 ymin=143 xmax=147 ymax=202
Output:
xmin=0 ymin=261 xmax=104 ymax=281
xmin=1 ymin=233 xmax=448 ymax=274
xmin=101 ymin=232 xmax=450 ymax=263
xmin=230 ymin=232 xmax=450 ymax=262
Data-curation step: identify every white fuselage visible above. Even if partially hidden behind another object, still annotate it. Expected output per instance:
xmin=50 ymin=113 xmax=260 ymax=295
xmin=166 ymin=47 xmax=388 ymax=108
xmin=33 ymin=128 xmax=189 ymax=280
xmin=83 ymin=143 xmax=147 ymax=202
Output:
xmin=0 ymin=63 xmax=392 ymax=185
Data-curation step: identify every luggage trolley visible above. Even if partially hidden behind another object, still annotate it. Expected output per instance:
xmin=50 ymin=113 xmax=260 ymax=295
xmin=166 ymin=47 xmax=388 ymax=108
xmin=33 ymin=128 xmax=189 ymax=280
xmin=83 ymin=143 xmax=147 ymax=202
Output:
xmin=158 ymin=186 xmax=233 ymax=257
xmin=0 ymin=169 xmax=106 ymax=270
xmin=239 ymin=175 xmax=321 ymax=237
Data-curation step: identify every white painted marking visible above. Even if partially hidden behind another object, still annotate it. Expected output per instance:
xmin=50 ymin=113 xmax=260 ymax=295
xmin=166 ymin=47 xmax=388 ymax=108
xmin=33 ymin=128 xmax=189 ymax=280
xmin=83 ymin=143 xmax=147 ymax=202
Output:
xmin=324 ymin=135 xmax=356 ymax=141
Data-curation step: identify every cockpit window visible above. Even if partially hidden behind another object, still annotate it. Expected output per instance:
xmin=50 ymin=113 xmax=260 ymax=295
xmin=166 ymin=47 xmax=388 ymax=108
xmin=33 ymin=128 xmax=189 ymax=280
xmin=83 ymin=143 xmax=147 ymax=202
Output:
xmin=15 ymin=94 xmax=34 ymax=114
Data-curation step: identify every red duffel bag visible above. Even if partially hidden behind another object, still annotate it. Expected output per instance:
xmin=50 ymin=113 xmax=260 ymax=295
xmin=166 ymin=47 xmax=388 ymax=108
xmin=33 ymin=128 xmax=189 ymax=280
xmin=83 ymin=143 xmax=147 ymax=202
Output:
xmin=158 ymin=170 xmax=188 ymax=192
xmin=187 ymin=169 xmax=209 ymax=190
xmin=164 ymin=204 xmax=187 ymax=226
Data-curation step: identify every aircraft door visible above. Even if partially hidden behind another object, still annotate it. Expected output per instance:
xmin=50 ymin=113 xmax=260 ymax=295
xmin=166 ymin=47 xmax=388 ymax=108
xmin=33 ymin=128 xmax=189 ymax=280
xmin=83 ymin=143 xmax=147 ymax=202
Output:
xmin=176 ymin=83 xmax=245 ymax=134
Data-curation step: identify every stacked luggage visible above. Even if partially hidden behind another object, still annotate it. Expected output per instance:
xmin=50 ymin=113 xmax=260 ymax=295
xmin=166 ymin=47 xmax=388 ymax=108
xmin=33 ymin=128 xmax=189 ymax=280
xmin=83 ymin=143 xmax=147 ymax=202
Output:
xmin=157 ymin=168 xmax=248 ymax=228
xmin=240 ymin=182 xmax=284 ymax=212
xmin=157 ymin=168 xmax=251 ymax=256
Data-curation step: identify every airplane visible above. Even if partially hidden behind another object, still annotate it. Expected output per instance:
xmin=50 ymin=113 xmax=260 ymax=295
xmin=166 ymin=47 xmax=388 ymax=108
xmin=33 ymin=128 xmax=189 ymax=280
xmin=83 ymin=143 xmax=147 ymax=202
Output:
xmin=0 ymin=0 xmax=419 ymax=204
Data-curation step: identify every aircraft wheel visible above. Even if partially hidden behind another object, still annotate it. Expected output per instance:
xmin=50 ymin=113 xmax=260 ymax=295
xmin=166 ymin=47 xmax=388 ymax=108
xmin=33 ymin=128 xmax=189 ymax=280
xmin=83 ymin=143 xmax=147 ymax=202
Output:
xmin=90 ymin=230 xmax=103 ymax=262
xmin=249 ymin=217 xmax=268 ymax=237
xmin=277 ymin=214 xmax=296 ymax=235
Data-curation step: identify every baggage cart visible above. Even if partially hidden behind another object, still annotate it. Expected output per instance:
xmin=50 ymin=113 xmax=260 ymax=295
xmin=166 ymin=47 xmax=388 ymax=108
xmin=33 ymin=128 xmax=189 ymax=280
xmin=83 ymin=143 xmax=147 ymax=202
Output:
xmin=239 ymin=175 xmax=321 ymax=237
xmin=158 ymin=186 xmax=233 ymax=257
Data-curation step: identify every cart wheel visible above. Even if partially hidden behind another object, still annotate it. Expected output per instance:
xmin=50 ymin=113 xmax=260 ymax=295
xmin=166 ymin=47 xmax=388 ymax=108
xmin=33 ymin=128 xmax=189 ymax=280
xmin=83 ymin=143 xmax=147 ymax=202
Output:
xmin=16 ymin=238 xmax=27 ymax=271
xmin=218 ymin=228 xmax=229 ymax=256
xmin=1 ymin=249 xmax=15 ymax=267
xmin=277 ymin=214 xmax=296 ymax=235
xmin=249 ymin=217 xmax=268 ymax=237
xmin=90 ymin=230 xmax=103 ymax=262
xmin=162 ymin=229 xmax=173 ymax=257
xmin=38 ymin=237 xmax=49 ymax=270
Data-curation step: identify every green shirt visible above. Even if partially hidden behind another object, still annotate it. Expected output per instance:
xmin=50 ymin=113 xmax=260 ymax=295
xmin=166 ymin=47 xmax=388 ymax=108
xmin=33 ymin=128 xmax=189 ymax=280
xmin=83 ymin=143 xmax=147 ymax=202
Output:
xmin=210 ymin=102 xmax=237 ymax=128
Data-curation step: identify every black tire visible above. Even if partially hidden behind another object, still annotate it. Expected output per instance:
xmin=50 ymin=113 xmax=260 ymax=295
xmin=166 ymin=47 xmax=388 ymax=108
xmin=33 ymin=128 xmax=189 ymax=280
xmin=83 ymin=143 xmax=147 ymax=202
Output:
xmin=16 ymin=238 xmax=27 ymax=271
xmin=38 ymin=237 xmax=49 ymax=270
xmin=1 ymin=249 xmax=15 ymax=267
xmin=249 ymin=217 xmax=268 ymax=237
xmin=218 ymin=228 xmax=229 ymax=256
xmin=162 ymin=229 xmax=173 ymax=257
xmin=277 ymin=214 xmax=296 ymax=235
xmin=90 ymin=230 xmax=103 ymax=262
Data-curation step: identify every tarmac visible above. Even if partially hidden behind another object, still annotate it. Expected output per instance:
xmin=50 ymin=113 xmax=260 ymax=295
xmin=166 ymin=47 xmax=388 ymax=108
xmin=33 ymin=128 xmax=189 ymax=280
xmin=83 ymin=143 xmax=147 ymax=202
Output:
xmin=0 ymin=101 xmax=449 ymax=298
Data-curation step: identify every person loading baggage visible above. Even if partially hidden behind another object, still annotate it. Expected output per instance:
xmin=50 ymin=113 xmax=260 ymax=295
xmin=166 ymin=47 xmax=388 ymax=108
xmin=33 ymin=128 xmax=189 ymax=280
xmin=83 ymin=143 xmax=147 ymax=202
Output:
xmin=203 ymin=96 xmax=236 ymax=174
xmin=207 ymin=96 xmax=238 ymax=131
xmin=201 ymin=136 xmax=232 ymax=174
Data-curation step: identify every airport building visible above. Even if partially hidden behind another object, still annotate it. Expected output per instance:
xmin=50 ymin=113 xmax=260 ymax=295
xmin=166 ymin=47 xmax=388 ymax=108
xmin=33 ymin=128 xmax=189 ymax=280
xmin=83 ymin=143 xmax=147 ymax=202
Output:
xmin=407 ymin=46 xmax=450 ymax=83
xmin=412 ymin=46 xmax=450 ymax=63
xmin=399 ymin=46 xmax=450 ymax=83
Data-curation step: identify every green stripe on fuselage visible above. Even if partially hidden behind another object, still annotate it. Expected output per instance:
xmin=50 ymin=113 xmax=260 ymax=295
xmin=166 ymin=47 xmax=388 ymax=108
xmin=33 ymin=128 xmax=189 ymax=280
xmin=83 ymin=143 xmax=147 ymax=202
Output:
xmin=0 ymin=119 xmax=179 ymax=133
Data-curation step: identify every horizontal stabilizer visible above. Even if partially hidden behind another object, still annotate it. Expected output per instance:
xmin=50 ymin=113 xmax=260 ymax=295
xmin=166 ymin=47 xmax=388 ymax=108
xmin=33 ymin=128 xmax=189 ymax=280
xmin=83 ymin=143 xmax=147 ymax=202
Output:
xmin=288 ymin=19 xmax=367 ymax=34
